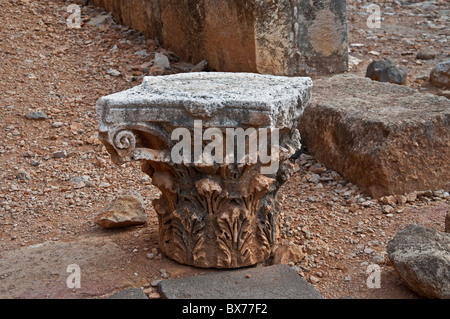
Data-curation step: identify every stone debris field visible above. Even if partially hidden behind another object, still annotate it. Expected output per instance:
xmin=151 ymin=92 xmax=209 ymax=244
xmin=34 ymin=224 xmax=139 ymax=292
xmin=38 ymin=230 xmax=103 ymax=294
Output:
xmin=0 ymin=0 xmax=449 ymax=299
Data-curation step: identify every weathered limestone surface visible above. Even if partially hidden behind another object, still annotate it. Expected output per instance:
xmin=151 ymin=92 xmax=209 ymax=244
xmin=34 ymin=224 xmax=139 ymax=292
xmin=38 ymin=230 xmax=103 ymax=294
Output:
xmin=95 ymin=193 xmax=147 ymax=229
xmin=387 ymin=224 xmax=450 ymax=299
xmin=88 ymin=0 xmax=348 ymax=75
xmin=299 ymin=74 xmax=450 ymax=198
xmin=97 ymin=72 xmax=312 ymax=268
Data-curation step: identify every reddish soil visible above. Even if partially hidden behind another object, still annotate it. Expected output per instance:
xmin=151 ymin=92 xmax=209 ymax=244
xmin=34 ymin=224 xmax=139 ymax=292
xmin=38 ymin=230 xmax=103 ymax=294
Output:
xmin=0 ymin=0 xmax=448 ymax=299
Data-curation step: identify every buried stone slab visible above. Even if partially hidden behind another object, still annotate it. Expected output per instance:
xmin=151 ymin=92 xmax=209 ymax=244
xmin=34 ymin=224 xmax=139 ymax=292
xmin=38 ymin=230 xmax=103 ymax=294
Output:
xmin=157 ymin=264 xmax=323 ymax=299
xmin=299 ymin=74 xmax=450 ymax=198
xmin=97 ymin=72 xmax=312 ymax=268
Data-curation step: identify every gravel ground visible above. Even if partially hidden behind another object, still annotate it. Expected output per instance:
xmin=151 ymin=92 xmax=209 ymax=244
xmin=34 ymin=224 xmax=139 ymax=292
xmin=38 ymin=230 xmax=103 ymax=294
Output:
xmin=0 ymin=0 xmax=449 ymax=299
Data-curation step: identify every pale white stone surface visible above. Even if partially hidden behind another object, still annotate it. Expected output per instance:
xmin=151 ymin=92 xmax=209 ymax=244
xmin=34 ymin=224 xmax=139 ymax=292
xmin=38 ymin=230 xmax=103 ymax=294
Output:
xmin=97 ymin=72 xmax=312 ymax=129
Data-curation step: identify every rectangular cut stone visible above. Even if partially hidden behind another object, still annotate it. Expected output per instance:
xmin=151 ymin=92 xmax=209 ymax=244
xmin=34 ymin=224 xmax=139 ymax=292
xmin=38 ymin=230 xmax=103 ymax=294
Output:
xmin=98 ymin=72 xmax=312 ymax=130
xmin=158 ymin=264 xmax=323 ymax=299
xmin=299 ymin=74 xmax=450 ymax=198
xmin=89 ymin=0 xmax=348 ymax=75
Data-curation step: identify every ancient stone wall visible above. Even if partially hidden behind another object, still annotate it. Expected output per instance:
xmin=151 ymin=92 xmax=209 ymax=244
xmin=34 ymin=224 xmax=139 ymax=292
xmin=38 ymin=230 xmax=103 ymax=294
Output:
xmin=88 ymin=0 xmax=348 ymax=75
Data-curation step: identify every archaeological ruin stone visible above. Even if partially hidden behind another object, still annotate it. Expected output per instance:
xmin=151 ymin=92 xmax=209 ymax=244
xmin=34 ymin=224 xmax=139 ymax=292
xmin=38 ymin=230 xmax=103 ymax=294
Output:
xmin=96 ymin=72 xmax=312 ymax=268
xmin=299 ymin=74 xmax=450 ymax=198
xmin=95 ymin=193 xmax=147 ymax=229
xmin=387 ymin=224 xmax=450 ymax=299
xmin=430 ymin=60 xmax=450 ymax=89
xmin=89 ymin=0 xmax=348 ymax=76
xmin=366 ymin=59 xmax=407 ymax=85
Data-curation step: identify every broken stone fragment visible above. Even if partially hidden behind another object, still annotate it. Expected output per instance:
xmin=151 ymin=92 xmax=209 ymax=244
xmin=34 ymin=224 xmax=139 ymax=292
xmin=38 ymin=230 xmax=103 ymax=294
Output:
xmin=430 ymin=60 xmax=450 ymax=89
xmin=366 ymin=59 xmax=407 ymax=85
xmin=52 ymin=150 xmax=68 ymax=159
xmin=272 ymin=242 xmax=305 ymax=265
xmin=153 ymin=52 xmax=170 ymax=70
xmin=25 ymin=111 xmax=47 ymax=120
xmin=387 ymin=224 xmax=450 ymax=299
xmin=95 ymin=193 xmax=147 ymax=229
xmin=107 ymin=68 xmax=121 ymax=77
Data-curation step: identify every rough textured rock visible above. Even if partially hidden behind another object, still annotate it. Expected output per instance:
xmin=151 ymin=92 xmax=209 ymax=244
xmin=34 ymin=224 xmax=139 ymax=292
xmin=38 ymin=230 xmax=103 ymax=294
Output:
xmin=95 ymin=193 xmax=147 ymax=229
xmin=97 ymin=73 xmax=312 ymax=268
xmin=89 ymin=0 xmax=348 ymax=75
xmin=430 ymin=60 xmax=450 ymax=89
xmin=299 ymin=74 xmax=450 ymax=198
xmin=387 ymin=224 xmax=450 ymax=299
xmin=366 ymin=59 xmax=407 ymax=85
xmin=272 ymin=242 xmax=305 ymax=264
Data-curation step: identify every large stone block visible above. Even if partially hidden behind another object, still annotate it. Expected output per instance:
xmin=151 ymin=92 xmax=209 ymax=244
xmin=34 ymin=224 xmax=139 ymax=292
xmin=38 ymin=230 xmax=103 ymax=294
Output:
xmin=299 ymin=74 xmax=450 ymax=198
xmin=88 ymin=0 xmax=348 ymax=75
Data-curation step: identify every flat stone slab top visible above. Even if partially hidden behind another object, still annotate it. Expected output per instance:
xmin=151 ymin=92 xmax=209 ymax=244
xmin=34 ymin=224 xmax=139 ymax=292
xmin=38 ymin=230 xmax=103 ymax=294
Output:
xmin=97 ymin=72 xmax=312 ymax=130
xmin=157 ymin=264 xmax=323 ymax=299
xmin=97 ymin=73 xmax=312 ymax=268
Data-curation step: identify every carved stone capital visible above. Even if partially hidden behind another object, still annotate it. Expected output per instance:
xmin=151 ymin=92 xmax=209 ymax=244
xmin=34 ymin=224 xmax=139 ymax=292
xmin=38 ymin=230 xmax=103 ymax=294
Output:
xmin=97 ymin=73 xmax=312 ymax=268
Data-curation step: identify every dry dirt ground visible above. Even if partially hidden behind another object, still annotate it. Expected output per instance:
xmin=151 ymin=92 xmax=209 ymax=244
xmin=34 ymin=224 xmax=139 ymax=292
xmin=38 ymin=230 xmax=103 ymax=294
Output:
xmin=0 ymin=0 xmax=449 ymax=299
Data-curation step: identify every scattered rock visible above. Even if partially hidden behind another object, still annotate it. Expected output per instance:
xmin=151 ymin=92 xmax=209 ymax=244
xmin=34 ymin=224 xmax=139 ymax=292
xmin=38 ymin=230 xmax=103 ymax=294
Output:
xmin=52 ymin=122 xmax=63 ymax=128
xmin=405 ymin=192 xmax=418 ymax=203
xmin=107 ymin=68 xmax=121 ymax=77
xmin=394 ymin=194 xmax=407 ymax=205
xmin=366 ymin=59 xmax=407 ymax=85
xmin=272 ymin=242 xmax=305 ymax=264
xmin=416 ymin=50 xmax=437 ymax=60
xmin=25 ymin=111 xmax=47 ymax=120
xmin=16 ymin=169 xmax=31 ymax=181
xmin=150 ymin=65 xmax=165 ymax=76
xmin=134 ymin=49 xmax=149 ymax=58
xmin=148 ymin=292 xmax=161 ymax=299
xmin=417 ymin=190 xmax=433 ymax=198
xmin=153 ymin=52 xmax=170 ymax=70
xmin=191 ymin=60 xmax=208 ymax=72
xmin=430 ymin=60 xmax=450 ymax=89
xmin=52 ymin=150 xmax=67 ymax=159
xmin=88 ymin=14 xmax=113 ymax=27
xmin=95 ymin=193 xmax=147 ymax=229
xmin=387 ymin=224 xmax=450 ymax=299
xmin=348 ymin=55 xmax=362 ymax=67
xmin=309 ymin=275 xmax=320 ymax=284
xmin=380 ymin=195 xmax=397 ymax=206
xmin=382 ymin=205 xmax=395 ymax=214
xmin=309 ymin=164 xmax=327 ymax=174
xmin=304 ymin=239 xmax=329 ymax=256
